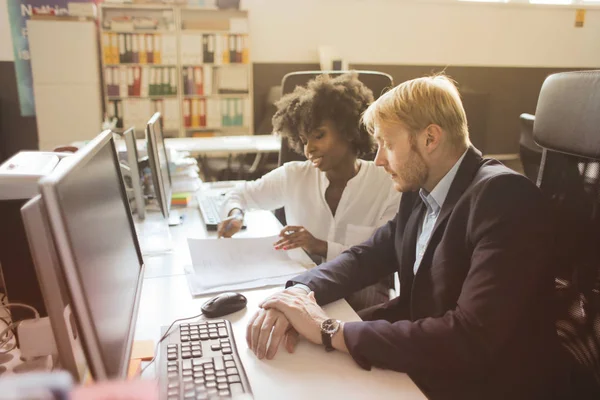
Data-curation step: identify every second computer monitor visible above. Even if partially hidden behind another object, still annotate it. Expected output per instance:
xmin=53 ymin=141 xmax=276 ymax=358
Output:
xmin=146 ymin=112 xmax=172 ymax=219
xmin=38 ymin=130 xmax=145 ymax=381
xmin=122 ymin=127 xmax=146 ymax=220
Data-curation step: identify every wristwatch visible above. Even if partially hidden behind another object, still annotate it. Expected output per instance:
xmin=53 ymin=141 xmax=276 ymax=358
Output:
xmin=320 ymin=318 xmax=341 ymax=352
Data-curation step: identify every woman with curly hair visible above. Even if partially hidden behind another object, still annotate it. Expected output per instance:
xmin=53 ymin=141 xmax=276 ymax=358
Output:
xmin=217 ymin=73 xmax=401 ymax=309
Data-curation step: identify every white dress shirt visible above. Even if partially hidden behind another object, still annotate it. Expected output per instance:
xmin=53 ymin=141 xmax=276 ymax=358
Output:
xmin=414 ymin=150 xmax=468 ymax=274
xmin=222 ymin=159 xmax=402 ymax=262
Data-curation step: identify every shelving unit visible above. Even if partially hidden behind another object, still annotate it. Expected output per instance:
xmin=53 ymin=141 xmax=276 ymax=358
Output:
xmin=99 ymin=3 xmax=252 ymax=139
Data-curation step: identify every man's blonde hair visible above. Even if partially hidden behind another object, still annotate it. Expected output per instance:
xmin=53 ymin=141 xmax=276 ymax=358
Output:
xmin=362 ymin=74 xmax=470 ymax=147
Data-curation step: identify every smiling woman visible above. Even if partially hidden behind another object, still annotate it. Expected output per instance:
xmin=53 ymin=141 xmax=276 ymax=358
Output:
xmin=217 ymin=72 xmax=402 ymax=312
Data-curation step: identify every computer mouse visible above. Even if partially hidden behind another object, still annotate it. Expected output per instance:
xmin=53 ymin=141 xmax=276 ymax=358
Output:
xmin=201 ymin=292 xmax=247 ymax=318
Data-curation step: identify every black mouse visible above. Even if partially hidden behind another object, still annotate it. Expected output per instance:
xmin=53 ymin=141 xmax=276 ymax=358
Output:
xmin=201 ymin=292 xmax=247 ymax=318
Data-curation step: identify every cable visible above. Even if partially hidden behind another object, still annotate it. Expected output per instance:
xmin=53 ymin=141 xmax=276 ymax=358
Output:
xmin=1 ymin=303 xmax=40 ymax=320
xmin=140 ymin=312 xmax=204 ymax=376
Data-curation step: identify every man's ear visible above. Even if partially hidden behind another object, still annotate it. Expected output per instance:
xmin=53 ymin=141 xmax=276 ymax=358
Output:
xmin=424 ymin=124 xmax=443 ymax=153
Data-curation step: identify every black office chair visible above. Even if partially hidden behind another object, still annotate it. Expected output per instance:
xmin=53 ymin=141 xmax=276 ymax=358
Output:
xmin=533 ymin=71 xmax=600 ymax=396
xmin=277 ymin=70 xmax=393 ymax=167
xmin=519 ymin=113 xmax=543 ymax=183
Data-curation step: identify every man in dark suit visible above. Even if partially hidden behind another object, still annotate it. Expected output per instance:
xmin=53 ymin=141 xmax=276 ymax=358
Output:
xmin=246 ymin=75 xmax=570 ymax=399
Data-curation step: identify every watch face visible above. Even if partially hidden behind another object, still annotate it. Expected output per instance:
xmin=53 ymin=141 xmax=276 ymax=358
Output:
xmin=321 ymin=318 xmax=340 ymax=335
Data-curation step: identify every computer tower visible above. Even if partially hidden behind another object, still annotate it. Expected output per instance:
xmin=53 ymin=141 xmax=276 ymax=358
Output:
xmin=0 ymin=151 xmax=71 ymax=323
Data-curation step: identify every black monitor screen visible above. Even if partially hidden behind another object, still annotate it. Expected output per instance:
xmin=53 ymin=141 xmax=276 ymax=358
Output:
xmin=48 ymin=136 xmax=143 ymax=379
xmin=146 ymin=113 xmax=171 ymax=218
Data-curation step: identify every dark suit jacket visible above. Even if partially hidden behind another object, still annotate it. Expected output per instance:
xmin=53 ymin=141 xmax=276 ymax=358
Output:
xmin=288 ymin=147 xmax=570 ymax=399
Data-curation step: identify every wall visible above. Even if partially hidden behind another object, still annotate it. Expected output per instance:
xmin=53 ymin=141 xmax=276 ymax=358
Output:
xmin=247 ymin=0 xmax=600 ymax=68
xmin=1 ymin=0 xmax=599 ymax=161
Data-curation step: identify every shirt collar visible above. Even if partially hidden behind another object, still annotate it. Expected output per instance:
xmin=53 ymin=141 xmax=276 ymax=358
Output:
xmin=419 ymin=149 xmax=468 ymax=212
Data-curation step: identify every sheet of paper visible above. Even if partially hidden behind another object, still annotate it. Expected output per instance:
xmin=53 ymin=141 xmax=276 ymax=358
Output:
xmin=186 ymin=236 xmax=310 ymax=292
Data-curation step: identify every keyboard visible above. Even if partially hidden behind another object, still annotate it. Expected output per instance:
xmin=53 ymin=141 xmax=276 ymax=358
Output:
xmin=159 ymin=319 xmax=253 ymax=400
xmin=196 ymin=193 xmax=246 ymax=231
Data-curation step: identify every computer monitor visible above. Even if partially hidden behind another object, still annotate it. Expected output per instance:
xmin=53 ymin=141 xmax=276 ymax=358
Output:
xmin=21 ymin=195 xmax=90 ymax=382
xmin=122 ymin=127 xmax=146 ymax=220
xmin=145 ymin=112 xmax=172 ymax=219
xmin=38 ymin=130 xmax=145 ymax=380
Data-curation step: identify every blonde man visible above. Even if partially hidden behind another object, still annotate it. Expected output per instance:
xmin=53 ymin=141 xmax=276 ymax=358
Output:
xmin=246 ymin=75 xmax=571 ymax=399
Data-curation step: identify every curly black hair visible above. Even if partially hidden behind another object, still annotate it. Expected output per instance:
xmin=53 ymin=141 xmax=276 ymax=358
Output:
xmin=272 ymin=72 xmax=375 ymax=157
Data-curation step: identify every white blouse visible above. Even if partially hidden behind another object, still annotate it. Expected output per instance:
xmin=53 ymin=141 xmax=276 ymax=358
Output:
xmin=221 ymin=159 xmax=401 ymax=262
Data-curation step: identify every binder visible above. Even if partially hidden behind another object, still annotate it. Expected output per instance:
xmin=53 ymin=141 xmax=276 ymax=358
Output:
xmin=162 ymin=68 xmax=169 ymax=96
xmin=140 ymin=67 xmax=149 ymax=97
xmin=235 ymin=98 xmax=243 ymax=126
xmin=229 ymin=35 xmax=235 ymax=64
xmin=118 ymin=34 xmax=126 ymax=63
xmin=183 ymin=99 xmax=191 ymax=127
xmin=202 ymin=35 xmax=209 ymax=64
xmin=235 ymin=35 xmax=242 ymax=63
xmin=105 ymin=67 xmax=113 ymax=96
xmin=133 ymin=67 xmax=141 ymax=96
xmin=154 ymin=35 xmax=161 ymax=64
xmin=110 ymin=33 xmax=119 ymax=64
xmin=222 ymin=34 xmax=230 ymax=64
xmin=186 ymin=66 xmax=194 ymax=95
xmin=191 ymin=98 xmax=200 ymax=127
xmin=102 ymin=32 xmax=110 ymax=64
xmin=149 ymin=68 xmax=156 ymax=96
xmin=199 ymin=99 xmax=206 ymax=127
xmin=119 ymin=67 xmax=127 ymax=98
xmin=182 ymin=67 xmax=189 ymax=95
xmin=203 ymin=65 xmax=212 ymax=95
xmin=132 ymin=34 xmax=139 ymax=63
xmin=146 ymin=34 xmax=154 ymax=64
xmin=207 ymin=34 xmax=215 ymax=64
xmin=125 ymin=34 xmax=132 ymax=63
xmin=139 ymin=33 xmax=146 ymax=64
xmin=155 ymin=67 xmax=162 ymax=95
xmin=170 ymin=68 xmax=177 ymax=95
xmin=194 ymin=67 xmax=203 ymax=95
xmin=127 ymin=67 xmax=134 ymax=96
xmin=241 ymin=35 xmax=249 ymax=64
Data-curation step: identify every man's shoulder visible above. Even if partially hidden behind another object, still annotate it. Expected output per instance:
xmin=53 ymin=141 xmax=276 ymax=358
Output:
xmin=467 ymin=159 xmax=542 ymax=207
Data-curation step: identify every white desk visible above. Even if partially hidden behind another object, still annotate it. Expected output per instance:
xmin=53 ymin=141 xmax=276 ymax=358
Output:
xmin=133 ymin=193 xmax=425 ymax=399
xmin=166 ymin=136 xmax=281 ymax=157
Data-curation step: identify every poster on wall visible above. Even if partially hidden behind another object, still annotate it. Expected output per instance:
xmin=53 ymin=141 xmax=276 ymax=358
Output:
xmin=7 ymin=0 xmax=95 ymax=117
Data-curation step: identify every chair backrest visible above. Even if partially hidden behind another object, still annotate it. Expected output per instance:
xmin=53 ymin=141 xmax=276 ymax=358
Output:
xmin=534 ymin=70 xmax=600 ymax=388
xmin=519 ymin=113 xmax=543 ymax=182
xmin=277 ymin=70 xmax=394 ymax=166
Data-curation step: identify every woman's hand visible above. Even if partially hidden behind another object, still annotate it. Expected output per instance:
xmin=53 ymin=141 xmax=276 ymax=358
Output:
xmin=273 ymin=225 xmax=327 ymax=257
xmin=217 ymin=209 xmax=244 ymax=238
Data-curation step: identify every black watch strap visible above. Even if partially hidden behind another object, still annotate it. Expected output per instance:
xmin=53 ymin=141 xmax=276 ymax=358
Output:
xmin=322 ymin=331 xmax=334 ymax=352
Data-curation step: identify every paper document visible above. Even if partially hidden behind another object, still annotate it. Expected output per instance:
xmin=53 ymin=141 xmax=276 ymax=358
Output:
xmin=185 ymin=235 xmax=310 ymax=294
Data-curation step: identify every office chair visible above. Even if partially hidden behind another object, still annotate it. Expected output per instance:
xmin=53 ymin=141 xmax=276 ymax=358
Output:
xmin=533 ymin=70 xmax=600 ymax=396
xmin=519 ymin=113 xmax=543 ymax=183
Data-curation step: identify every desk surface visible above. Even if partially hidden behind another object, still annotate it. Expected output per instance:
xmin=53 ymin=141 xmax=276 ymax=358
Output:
xmin=133 ymin=187 xmax=424 ymax=399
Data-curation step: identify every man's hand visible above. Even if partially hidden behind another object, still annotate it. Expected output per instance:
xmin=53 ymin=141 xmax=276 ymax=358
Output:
xmin=217 ymin=209 xmax=243 ymax=238
xmin=274 ymin=225 xmax=327 ymax=257
xmin=260 ymin=290 xmax=329 ymax=345
xmin=246 ymin=308 xmax=299 ymax=360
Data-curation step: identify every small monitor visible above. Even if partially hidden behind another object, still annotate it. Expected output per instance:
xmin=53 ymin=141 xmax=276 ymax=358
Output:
xmin=145 ymin=112 xmax=172 ymax=219
xmin=21 ymin=195 xmax=90 ymax=382
xmin=122 ymin=127 xmax=146 ymax=220
xmin=39 ymin=130 xmax=145 ymax=380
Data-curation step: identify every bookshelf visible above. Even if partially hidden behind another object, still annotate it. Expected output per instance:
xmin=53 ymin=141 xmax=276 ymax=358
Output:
xmin=99 ymin=3 xmax=253 ymax=139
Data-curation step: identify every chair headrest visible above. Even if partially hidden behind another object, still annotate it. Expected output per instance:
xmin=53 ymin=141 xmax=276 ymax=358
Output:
xmin=533 ymin=70 xmax=600 ymax=159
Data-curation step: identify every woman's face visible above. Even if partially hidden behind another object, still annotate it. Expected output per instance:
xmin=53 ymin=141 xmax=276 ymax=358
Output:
xmin=300 ymin=119 xmax=356 ymax=171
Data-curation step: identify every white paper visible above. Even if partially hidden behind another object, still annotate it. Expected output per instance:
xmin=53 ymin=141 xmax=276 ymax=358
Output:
xmin=186 ymin=236 xmax=309 ymax=292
